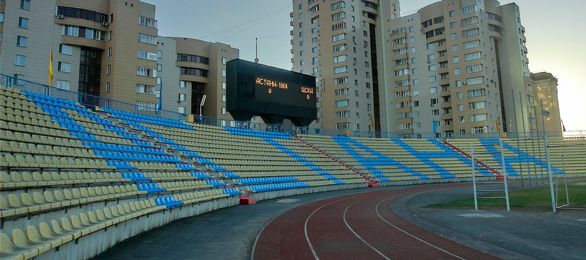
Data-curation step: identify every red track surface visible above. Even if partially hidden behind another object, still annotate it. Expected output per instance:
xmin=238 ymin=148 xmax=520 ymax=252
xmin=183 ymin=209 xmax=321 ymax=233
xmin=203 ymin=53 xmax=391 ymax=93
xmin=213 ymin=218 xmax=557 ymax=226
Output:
xmin=253 ymin=184 xmax=498 ymax=260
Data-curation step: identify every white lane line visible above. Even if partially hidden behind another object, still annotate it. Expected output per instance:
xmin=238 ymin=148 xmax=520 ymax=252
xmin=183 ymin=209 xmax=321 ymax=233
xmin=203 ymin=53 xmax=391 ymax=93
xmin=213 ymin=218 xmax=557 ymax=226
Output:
xmin=375 ymin=197 xmax=466 ymax=260
xmin=343 ymin=200 xmax=392 ymax=260
xmin=304 ymin=193 xmax=375 ymax=260
xmin=304 ymin=198 xmax=348 ymax=260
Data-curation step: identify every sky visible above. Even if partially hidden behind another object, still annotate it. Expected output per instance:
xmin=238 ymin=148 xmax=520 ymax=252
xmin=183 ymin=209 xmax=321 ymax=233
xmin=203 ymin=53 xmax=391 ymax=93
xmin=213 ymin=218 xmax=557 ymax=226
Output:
xmin=144 ymin=0 xmax=586 ymax=131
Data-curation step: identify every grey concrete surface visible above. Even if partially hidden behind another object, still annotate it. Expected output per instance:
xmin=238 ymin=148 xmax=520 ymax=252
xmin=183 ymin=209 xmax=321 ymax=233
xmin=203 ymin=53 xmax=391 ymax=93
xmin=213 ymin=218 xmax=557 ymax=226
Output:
xmin=94 ymin=184 xmax=586 ymax=260
xmin=392 ymin=186 xmax=586 ymax=260
xmin=93 ymin=187 xmax=385 ymax=260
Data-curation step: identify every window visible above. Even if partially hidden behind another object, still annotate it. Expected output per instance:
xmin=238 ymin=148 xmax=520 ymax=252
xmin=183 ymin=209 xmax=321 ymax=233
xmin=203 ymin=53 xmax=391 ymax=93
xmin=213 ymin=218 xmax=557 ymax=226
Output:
xmin=336 ymin=111 xmax=349 ymax=119
xmin=332 ymin=33 xmax=345 ymax=42
xmin=467 ymin=88 xmax=486 ymax=98
xmin=457 ymin=104 xmax=464 ymax=111
xmin=457 ymin=92 xmax=464 ymax=99
xmin=137 ymin=67 xmax=153 ymax=77
xmin=178 ymin=107 xmax=186 ymax=114
xmin=336 ymin=123 xmax=350 ymax=130
xmin=466 ymin=64 xmax=482 ymax=73
xmin=334 ymin=77 xmax=348 ymax=85
xmin=179 ymin=67 xmax=208 ymax=78
xmin=335 ymin=88 xmax=349 ymax=96
xmin=453 ymin=56 xmax=460 ymax=64
xmin=177 ymin=54 xmax=209 ymax=64
xmin=463 ymin=40 xmax=480 ymax=49
xmin=336 ymin=100 xmax=349 ymax=107
xmin=466 ymin=76 xmax=483 ymax=85
xmin=18 ymin=17 xmax=29 ymax=29
xmin=178 ymin=93 xmax=186 ymax=102
xmin=139 ymin=16 xmax=158 ymax=28
xmin=222 ymin=82 xmax=226 ymax=90
xmin=332 ymin=12 xmax=345 ymax=21
xmin=59 ymin=44 xmax=73 ymax=55
xmin=107 ymin=47 xmax=112 ymax=57
xmin=0 ymin=12 xmax=4 ymax=23
xmin=58 ymin=24 xmax=73 ymax=36
xmin=56 ymin=80 xmax=71 ymax=90
xmin=222 ymin=57 xmax=227 ymax=64
xmin=449 ymin=10 xmax=455 ymax=17
xmin=58 ymin=62 xmax=71 ymax=73
xmin=450 ymin=33 xmax=457 ymax=41
xmin=15 ymin=55 xmax=26 ymax=66
xmin=333 ymin=55 xmax=346 ymax=63
xmin=462 ymin=5 xmax=478 ymax=14
xmin=454 ymin=68 xmax=461 ymax=76
xmin=156 ymin=64 xmax=162 ymax=72
xmin=105 ymin=82 xmax=111 ymax=93
xmin=429 ymin=76 xmax=437 ymax=82
xmin=461 ymin=16 xmax=479 ymax=26
xmin=469 ymin=101 xmax=486 ymax=110
xmin=58 ymin=6 xmax=108 ymax=23
xmin=137 ymin=33 xmax=157 ymax=45
xmin=463 ymin=28 xmax=480 ymax=38
xmin=470 ymin=114 xmax=487 ymax=122
xmin=17 ymin=36 xmax=28 ymax=47
xmin=334 ymin=66 xmax=347 ymax=74
xmin=331 ymin=1 xmax=345 ymax=10
xmin=430 ymin=87 xmax=438 ymax=94
xmin=20 ymin=0 xmax=31 ymax=10
xmin=428 ymin=65 xmax=437 ymax=71
xmin=137 ymin=50 xmax=158 ymax=61
xmin=136 ymin=84 xmax=155 ymax=94
xmin=452 ymin=45 xmax=458 ymax=52
xmin=332 ymin=22 xmax=346 ymax=31
xmin=221 ymin=107 xmax=226 ymax=115
xmin=106 ymin=65 xmax=111 ymax=75
xmin=222 ymin=95 xmax=226 ymax=102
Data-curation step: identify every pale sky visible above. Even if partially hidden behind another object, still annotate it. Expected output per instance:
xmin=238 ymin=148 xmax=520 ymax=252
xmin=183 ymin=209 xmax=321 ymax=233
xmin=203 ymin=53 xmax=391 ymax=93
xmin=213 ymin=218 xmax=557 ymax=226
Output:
xmin=144 ymin=0 xmax=586 ymax=131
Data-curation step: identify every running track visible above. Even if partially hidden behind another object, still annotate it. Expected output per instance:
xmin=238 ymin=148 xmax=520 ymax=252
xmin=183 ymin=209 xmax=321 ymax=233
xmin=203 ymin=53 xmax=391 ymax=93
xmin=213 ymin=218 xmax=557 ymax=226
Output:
xmin=252 ymin=184 xmax=498 ymax=260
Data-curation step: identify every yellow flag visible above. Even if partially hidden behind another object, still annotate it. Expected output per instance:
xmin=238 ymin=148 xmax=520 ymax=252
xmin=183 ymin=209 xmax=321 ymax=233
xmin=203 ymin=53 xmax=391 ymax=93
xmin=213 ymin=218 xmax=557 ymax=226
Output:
xmin=48 ymin=49 xmax=54 ymax=85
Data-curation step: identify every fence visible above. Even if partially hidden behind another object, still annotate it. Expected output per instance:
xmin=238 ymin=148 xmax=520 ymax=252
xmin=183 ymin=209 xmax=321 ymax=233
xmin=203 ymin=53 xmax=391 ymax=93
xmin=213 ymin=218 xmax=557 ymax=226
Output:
xmin=1 ymin=73 xmax=584 ymax=140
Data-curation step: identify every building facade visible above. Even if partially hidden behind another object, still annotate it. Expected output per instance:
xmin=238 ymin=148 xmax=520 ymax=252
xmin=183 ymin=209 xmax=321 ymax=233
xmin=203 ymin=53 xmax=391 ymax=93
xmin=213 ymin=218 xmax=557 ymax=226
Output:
xmin=157 ymin=37 xmax=239 ymax=122
xmin=0 ymin=0 xmax=238 ymax=121
xmin=380 ymin=0 xmax=533 ymax=137
xmin=290 ymin=0 xmax=401 ymax=133
xmin=0 ymin=0 xmax=159 ymax=110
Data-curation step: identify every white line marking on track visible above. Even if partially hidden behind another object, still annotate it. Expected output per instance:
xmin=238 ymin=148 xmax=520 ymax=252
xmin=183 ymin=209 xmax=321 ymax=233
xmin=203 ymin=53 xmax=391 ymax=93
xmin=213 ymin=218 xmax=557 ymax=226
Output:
xmin=304 ymin=198 xmax=347 ymax=260
xmin=375 ymin=197 xmax=466 ymax=260
xmin=343 ymin=200 xmax=392 ymax=260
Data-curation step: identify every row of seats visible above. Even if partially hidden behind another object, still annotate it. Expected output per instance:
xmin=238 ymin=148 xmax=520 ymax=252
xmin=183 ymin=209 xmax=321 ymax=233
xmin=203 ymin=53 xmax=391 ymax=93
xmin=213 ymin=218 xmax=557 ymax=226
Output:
xmin=0 ymin=199 xmax=164 ymax=259
xmin=1 ymin=184 xmax=143 ymax=218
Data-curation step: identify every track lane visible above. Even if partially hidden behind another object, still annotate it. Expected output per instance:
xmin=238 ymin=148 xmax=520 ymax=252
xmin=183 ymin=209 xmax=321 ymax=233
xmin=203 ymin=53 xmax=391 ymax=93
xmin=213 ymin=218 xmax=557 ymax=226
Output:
xmin=253 ymin=184 xmax=498 ymax=260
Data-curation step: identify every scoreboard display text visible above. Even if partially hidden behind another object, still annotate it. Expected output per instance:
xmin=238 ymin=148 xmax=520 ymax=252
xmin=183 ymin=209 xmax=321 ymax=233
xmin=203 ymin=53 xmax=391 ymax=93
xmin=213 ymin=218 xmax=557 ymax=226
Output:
xmin=226 ymin=59 xmax=317 ymax=124
xmin=254 ymin=76 xmax=316 ymax=108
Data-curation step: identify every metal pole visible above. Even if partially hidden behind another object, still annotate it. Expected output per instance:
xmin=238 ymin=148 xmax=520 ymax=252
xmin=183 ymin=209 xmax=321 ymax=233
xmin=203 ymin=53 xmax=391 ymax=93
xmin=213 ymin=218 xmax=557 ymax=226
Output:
xmin=516 ymin=91 xmax=527 ymax=187
xmin=471 ymin=143 xmax=478 ymax=211
xmin=544 ymin=135 xmax=556 ymax=213
xmin=500 ymin=138 xmax=511 ymax=212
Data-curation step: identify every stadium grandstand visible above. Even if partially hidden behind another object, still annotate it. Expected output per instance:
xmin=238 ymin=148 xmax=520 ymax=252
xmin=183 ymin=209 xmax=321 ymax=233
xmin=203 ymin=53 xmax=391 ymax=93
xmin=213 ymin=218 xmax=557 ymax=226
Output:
xmin=1 ymin=75 xmax=585 ymax=259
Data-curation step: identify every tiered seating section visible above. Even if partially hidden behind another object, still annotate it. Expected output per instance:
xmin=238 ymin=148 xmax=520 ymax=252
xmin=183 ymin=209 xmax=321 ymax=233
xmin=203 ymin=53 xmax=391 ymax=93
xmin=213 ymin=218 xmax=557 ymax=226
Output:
xmin=1 ymin=85 xmax=584 ymax=259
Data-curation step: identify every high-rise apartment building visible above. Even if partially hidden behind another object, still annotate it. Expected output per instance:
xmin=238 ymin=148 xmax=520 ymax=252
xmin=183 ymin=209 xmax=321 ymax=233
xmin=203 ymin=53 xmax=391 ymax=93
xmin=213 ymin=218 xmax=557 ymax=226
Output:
xmin=0 ymin=0 xmax=239 ymax=121
xmin=379 ymin=0 xmax=532 ymax=137
xmin=157 ymin=37 xmax=239 ymax=122
xmin=290 ymin=0 xmax=400 ymax=132
xmin=0 ymin=0 xmax=159 ymax=109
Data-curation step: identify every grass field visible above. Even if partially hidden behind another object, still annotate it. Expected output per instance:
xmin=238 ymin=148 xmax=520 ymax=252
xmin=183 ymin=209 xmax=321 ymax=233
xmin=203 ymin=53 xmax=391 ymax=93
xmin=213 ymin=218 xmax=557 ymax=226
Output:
xmin=429 ymin=182 xmax=586 ymax=210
